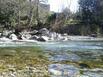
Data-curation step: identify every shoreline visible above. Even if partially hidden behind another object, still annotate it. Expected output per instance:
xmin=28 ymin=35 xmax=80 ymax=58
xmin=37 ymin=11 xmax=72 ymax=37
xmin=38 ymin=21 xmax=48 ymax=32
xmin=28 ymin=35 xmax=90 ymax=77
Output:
xmin=0 ymin=36 xmax=103 ymax=43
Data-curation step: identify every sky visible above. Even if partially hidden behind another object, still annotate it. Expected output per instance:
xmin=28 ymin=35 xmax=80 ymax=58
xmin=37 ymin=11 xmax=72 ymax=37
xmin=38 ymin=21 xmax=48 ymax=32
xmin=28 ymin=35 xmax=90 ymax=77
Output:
xmin=48 ymin=0 xmax=79 ymax=12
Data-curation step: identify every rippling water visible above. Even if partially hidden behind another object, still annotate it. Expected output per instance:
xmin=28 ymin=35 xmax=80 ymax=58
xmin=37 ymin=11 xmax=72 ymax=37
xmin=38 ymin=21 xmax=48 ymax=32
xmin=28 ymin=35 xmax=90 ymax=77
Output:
xmin=39 ymin=41 xmax=103 ymax=52
xmin=0 ymin=40 xmax=103 ymax=76
xmin=0 ymin=40 xmax=103 ymax=51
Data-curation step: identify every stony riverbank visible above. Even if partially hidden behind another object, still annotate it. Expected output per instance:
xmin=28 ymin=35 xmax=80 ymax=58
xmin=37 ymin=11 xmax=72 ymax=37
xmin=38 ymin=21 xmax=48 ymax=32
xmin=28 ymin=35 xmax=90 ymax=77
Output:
xmin=0 ymin=28 xmax=103 ymax=42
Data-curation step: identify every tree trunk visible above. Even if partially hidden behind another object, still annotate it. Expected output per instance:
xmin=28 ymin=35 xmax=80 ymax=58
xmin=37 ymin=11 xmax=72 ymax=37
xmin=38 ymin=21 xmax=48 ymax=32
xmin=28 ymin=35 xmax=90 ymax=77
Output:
xmin=36 ymin=0 xmax=40 ymax=26
xmin=18 ymin=0 xmax=21 ymax=28
xmin=28 ymin=0 xmax=34 ymax=28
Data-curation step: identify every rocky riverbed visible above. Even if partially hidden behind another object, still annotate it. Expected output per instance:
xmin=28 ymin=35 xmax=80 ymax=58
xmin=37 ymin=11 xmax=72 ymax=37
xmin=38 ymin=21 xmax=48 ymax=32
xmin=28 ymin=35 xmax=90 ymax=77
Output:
xmin=0 ymin=44 xmax=103 ymax=77
xmin=0 ymin=47 xmax=50 ymax=77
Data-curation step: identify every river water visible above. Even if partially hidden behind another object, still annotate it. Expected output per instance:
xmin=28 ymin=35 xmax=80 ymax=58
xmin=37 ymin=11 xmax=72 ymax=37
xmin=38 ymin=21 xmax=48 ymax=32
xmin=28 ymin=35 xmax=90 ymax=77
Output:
xmin=0 ymin=40 xmax=103 ymax=76
xmin=0 ymin=40 xmax=103 ymax=50
xmin=39 ymin=41 xmax=103 ymax=51
xmin=0 ymin=40 xmax=103 ymax=61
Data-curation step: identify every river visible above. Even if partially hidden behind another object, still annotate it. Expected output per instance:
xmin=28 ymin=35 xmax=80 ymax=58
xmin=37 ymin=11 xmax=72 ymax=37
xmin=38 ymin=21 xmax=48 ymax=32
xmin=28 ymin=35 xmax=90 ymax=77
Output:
xmin=0 ymin=40 xmax=103 ymax=77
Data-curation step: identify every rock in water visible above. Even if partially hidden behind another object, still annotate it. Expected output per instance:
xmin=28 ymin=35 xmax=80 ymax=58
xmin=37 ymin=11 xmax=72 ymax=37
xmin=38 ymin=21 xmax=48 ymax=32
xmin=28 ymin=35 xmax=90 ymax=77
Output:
xmin=2 ymin=30 xmax=11 ymax=37
xmin=83 ymin=71 xmax=103 ymax=77
xmin=48 ymin=64 xmax=80 ymax=77
xmin=41 ymin=36 xmax=50 ymax=41
xmin=20 ymin=32 xmax=31 ymax=40
xmin=0 ymin=33 xmax=2 ymax=37
xmin=0 ymin=37 xmax=11 ymax=41
xmin=49 ymin=53 xmax=81 ymax=62
xmin=37 ymin=37 xmax=46 ymax=42
xmin=37 ymin=36 xmax=49 ymax=42
xmin=49 ymin=32 xmax=58 ymax=40
xmin=9 ymin=34 xmax=18 ymax=40
xmin=30 ymin=35 xmax=39 ymax=40
xmin=79 ymin=63 xmax=90 ymax=68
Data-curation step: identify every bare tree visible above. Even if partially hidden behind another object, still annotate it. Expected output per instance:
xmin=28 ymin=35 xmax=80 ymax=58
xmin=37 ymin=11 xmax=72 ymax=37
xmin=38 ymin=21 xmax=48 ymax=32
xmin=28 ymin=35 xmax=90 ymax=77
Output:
xmin=27 ymin=0 xmax=35 ymax=28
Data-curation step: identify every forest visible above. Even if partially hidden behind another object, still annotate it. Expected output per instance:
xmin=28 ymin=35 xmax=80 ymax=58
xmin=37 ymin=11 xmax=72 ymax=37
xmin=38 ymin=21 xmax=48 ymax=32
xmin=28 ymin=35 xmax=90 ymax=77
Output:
xmin=0 ymin=0 xmax=103 ymax=36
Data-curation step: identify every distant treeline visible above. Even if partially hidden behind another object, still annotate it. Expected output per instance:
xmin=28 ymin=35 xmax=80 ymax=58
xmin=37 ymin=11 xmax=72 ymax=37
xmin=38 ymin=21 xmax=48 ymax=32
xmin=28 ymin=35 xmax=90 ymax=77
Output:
xmin=47 ymin=0 xmax=103 ymax=36
xmin=0 ymin=0 xmax=103 ymax=36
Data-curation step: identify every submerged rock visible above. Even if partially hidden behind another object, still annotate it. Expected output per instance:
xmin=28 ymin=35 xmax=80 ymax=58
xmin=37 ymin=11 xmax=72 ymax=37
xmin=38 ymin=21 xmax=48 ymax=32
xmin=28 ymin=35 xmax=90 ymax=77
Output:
xmin=79 ymin=63 xmax=90 ymax=69
xmin=48 ymin=64 xmax=80 ymax=77
xmin=49 ymin=53 xmax=81 ymax=62
xmin=80 ymin=68 xmax=103 ymax=77
xmin=83 ymin=71 xmax=103 ymax=77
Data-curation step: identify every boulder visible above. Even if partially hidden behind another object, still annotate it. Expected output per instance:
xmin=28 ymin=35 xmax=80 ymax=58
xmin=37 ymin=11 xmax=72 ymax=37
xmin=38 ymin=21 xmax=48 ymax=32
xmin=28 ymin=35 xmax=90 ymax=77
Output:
xmin=61 ymin=33 xmax=69 ymax=41
xmin=37 ymin=36 xmax=49 ymax=42
xmin=30 ymin=35 xmax=39 ymax=40
xmin=0 ymin=37 xmax=11 ymax=41
xmin=2 ymin=30 xmax=13 ymax=37
xmin=9 ymin=34 xmax=18 ymax=40
xmin=30 ymin=30 xmax=38 ymax=35
xmin=41 ymin=36 xmax=50 ymax=41
xmin=0 ymin=33 xmax=2 ymax=37
xmin=49 ymin=32 xmax=58 ymax=40
xmin=63 ymin=33 xmax=68 ymax=36
xmin=90 ymin=34 xmax=97 ymax=37
xmin=20 ymin=32 xmax=31 ymax=40
xmin=48 ymin=64 xmax=80 ymax=77
xmin=39 ymin=28 xmax=49 ymax=36
xmin=61 ymin=37 xmax=68 ymax=41
xmin=37 ymin=37 xmax=46 ymax=42
xmin=49 ymin=33 xmax=67 ymax=41
xmin=57 ymin=34 xmax=66 ymax=41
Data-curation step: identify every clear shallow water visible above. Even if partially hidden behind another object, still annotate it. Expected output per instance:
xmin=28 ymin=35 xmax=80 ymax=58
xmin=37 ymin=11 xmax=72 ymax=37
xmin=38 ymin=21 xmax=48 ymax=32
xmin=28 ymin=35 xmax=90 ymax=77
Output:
xmin=0 ymin=41 xmax=103 ymax=51
xmin=0 ymin=41 xmax=103 ymax=62
xmin=39 ymin=41 xmax=103 ymax=52
xmin=0 ymin=40 xmax=103 ymax=77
